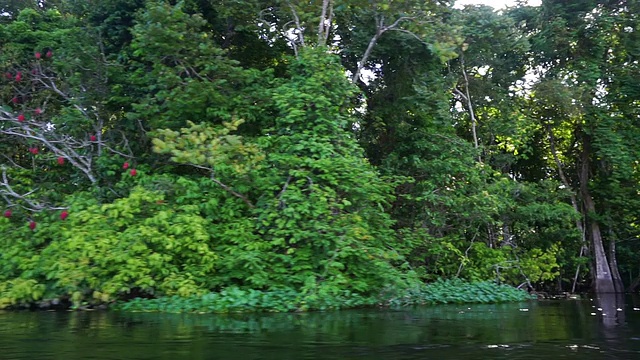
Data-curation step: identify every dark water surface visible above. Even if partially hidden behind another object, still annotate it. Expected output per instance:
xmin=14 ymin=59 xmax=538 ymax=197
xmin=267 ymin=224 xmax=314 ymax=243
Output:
xmin=2 ymin=296 xmax=640 ymax=359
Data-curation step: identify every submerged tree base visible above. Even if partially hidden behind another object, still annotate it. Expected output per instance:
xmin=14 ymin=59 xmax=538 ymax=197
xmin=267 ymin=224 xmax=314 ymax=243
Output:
xmin=112 ymin=280 xmax=536 ymax=313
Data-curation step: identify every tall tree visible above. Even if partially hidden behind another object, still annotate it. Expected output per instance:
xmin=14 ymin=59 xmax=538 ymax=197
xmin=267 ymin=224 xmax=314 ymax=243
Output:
xmin=521 ymin=0 xmax=640 ymax=293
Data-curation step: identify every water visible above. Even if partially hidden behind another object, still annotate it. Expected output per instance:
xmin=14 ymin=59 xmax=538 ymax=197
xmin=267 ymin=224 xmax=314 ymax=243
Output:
xmin=2 ymin=296 xmax=640 ymax=359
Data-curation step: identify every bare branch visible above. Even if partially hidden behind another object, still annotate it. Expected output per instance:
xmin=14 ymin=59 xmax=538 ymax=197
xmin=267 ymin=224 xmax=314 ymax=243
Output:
xmin=0 ymin=123 xmax=97 ymax=183
xmin=1 ymin=167 xmax=67 ymax=212
xmin=33 ymin=69 xmax=92 ymax=120
xmin=385 ymin=16 xmax=415 ymax=31
xmin=351 ymin=16 xmax=416 ymax=83
xmin=1 ymin=154 xmax=26 ymax=169
xmin=453 ymin=87 xmax=467 ymax=101
xmin=282 ymin=20 xmax=300 ymax=57
xmin=388 ymin=28 xmax=430 ymax=45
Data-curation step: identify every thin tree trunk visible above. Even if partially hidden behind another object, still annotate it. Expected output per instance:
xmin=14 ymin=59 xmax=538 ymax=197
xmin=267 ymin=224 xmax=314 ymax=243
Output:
xmin=629 ymin=274 xmax=640 ymax=293
xmin=323 ymin=1 xmax=333 ymax=45
xmin=572 ymin=245 xmax=584 ymax=293
xmin=317 ymin=0 xmax=331 ymax=46
xmin=583 ymin=195 xmax=615 ymax=293
xmin=546 ymin=124 xmax=590 ymax=292
xmin=607 ymin=229 xmax=624 ymax=292
xmin=286 ymin=1 xmax=305 ymax=50
xmin=457 ymin=53 xmax=480 ymax=161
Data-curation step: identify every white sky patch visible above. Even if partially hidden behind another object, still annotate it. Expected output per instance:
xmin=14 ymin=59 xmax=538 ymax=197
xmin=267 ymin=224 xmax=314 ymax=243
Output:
xmin=454 ymin=0 xmax=541 ymax=9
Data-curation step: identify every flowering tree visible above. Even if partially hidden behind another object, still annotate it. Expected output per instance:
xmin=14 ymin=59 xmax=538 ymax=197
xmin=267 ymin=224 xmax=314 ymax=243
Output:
xmin=0 ymin=8 xmax=133 ymax=221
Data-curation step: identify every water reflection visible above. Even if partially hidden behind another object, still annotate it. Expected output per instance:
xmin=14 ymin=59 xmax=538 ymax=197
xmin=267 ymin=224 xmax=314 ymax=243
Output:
xmin=592 ymin=293 xmax=640 ymax=359
xmin=596 ymin=292 xmax=626 ymax=328
xmin=1 ymin=299 xmax=640 ymax=360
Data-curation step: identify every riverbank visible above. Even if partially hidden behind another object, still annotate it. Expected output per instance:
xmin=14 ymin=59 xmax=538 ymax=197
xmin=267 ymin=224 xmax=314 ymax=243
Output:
xmin=112 ymin=279 xmax=536 ymax=313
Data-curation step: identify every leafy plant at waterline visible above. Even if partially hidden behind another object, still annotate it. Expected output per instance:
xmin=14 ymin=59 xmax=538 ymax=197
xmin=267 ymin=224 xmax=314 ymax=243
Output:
xmin=389 ymin=279 xmax=536 ymax=307
xmin=114 ymin=286 xmax=378 ymax=313
xmin=113 ymin=279 xmax=533 ymax=314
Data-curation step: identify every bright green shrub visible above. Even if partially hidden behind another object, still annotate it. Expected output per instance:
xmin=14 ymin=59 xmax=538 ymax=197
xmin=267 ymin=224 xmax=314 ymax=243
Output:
xmin=0 ymin=180 xmax=220 ymax=307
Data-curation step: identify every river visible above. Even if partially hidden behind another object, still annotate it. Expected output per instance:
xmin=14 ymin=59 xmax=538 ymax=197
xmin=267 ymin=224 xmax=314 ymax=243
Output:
xmin=1 ymin=295 xmax=640 ymax=359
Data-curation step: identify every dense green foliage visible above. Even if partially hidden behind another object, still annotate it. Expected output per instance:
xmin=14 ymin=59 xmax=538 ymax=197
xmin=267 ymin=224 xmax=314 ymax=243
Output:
xmin=1 ymin=0 xmax=639 ymax=310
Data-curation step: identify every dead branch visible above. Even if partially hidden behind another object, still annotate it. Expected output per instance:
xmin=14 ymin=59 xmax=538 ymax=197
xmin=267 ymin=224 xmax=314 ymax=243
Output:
xmin=351 ymin=16 xmax=415 ymax=83
xmin=1 ymin=167 xmax=67 ymax=212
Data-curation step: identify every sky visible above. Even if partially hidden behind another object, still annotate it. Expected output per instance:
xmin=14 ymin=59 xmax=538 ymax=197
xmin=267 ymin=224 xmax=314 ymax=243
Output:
xmin=454 ymin=0 xmax=541 ymax=9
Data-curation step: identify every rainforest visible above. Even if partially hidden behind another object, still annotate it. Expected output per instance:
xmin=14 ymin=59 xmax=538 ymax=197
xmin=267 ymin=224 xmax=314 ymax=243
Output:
xmin=1 ymin=0 xmax=639 ymax=311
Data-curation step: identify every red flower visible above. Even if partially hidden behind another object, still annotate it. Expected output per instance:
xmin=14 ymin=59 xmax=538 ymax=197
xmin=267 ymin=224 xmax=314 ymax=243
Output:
xmin=35 ymin=108 xmax=42 ymax=115
xmin=35 ymin=52 xmax=41 ymax=59
xmin=5 ymin=72 xmax=12 ymax=80
xmin=46 ymin=50 xmax=53 ymax=58
xmin=15 ymin=72 xmax=22 ymax=82
xmin=60 ymin=210 xmax=69 ymax=221
xmin=12 ymin=97 xmax=19 ymax=104
xmin=90 ymin=135 xmax=97 ymax=142
xmin=3 ymin=210 xmax=11 ymax=218
xmin=122 ymin=162 xmax=129 ymax=170
xmin=130 ymin=169 xmax=137 ymax=176
xmin=29 ymin=148 xmax=38 ymax=155
xmin=57 ymin=157 xmax=65 ymax=165
xmin=29 ymin=221 xmax=36 ymax=230
xmin=17 ymin=114 xmax=25 ymax=122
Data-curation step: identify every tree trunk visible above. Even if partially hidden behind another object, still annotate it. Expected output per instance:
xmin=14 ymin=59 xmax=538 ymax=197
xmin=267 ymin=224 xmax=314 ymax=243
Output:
xmin=317 ymin=0 xmax=331 ymax=46
xmin=583 ymin=197 xmax=615 ymax=293
xmin=607 ymin=229 xmax=624 ymax=292
xmin=579 ymin=143 xmax=616 ymax=294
